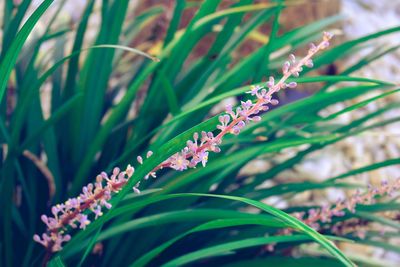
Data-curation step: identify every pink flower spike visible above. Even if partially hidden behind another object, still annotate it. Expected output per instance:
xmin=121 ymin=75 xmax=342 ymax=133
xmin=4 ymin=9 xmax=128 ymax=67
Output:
xmin=33 ymin=32 xmax=336 ymax=255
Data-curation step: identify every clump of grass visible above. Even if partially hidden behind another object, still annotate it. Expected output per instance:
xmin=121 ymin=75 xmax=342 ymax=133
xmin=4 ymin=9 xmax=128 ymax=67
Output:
xmin=1 ymin=1 xmax=400 ymax=267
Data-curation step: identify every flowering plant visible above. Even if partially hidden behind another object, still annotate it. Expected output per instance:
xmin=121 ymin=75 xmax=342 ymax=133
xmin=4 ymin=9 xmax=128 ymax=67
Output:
xmin=35 ymin=30 xmax=400 ymax=266
xmin=2 ymin=1 xmax=400 ymax=267
xmin=34 ymin=32 xmax=334 ymax=254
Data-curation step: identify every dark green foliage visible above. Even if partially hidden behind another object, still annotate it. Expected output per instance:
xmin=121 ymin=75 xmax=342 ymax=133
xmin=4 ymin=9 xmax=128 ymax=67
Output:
xmin=1 ymin=1 xmax=399 ymax=267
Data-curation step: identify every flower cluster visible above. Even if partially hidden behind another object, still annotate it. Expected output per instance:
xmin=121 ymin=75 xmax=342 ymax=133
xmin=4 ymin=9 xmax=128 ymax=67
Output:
xmin=331 ymin=218 xmax=370 ymax=239
xmin=164 ymin=31 xmax=333 ymax=172
xmin=264 ymin=179 xmax=400 ymax=252
xmin=34 ymin=32 xmax=333 ymax=255
xmin=33 ymin=232 xmax=71 ymax=253
xmin=167 ymin=131 xmax=221 ymax=171
xmin=34 ymin=165 xmax=135 ymax=252
xmin=290 ymin=178 xmax=400 ymax=233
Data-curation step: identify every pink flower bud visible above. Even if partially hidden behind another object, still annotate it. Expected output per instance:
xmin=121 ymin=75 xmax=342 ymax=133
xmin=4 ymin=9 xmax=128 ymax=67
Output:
xmin=282 ymin=61 xmax=290 ymax=74
xmin=133 ymin=187 xmax=141 ymax=194
xmin=323 ymin=31 xmax=334 ymax=40
xmin=309 ymin=43 xmax=317 ymax=53
xmin=289 ymin=54 xmax=296 ymax=63
xmin=33 ymin=234 xmax=41 ymax=242
xmin=287 ymin=82 xmax=297 ymax=88
xmin=270 ymin=99 xmax=279 ymax=105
